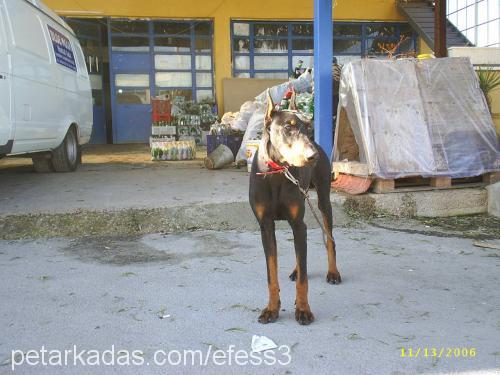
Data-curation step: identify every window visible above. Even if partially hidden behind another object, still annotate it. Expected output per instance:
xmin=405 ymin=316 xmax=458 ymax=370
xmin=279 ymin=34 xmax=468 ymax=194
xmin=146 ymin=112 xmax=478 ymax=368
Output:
xmin=152 ymin=20 xmax=214 ymax=103
xmin=447 ymin=0 xmax=500 ymax=47
xmin=231 ymin=21 xmax=418 ymax=77
xmin=109 ymin=20 xmax=215 ymax=103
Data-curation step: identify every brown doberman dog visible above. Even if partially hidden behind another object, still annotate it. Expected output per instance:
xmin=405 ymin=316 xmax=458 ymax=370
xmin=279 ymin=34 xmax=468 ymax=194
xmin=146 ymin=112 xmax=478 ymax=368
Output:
xmin=249 ymin=92 xmax=341 ymax=325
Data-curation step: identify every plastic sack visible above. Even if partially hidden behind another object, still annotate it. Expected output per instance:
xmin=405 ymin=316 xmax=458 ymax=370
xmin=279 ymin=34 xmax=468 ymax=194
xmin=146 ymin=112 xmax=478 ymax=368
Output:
xmin=235 ymin=109 xmax=265 ymax=162
xmin=334 ymin=57 xmax=499 ymax=178
xmin=231 ymin=101 xmax=257 ymax=131
xmin=220 ymin=111 xmax=237 ymax=126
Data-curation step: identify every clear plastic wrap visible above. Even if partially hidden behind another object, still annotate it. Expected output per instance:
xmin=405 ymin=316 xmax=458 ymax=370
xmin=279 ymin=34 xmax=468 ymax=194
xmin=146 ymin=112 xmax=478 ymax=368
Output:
xmin=334 ymin=57 xmax=500 ymax=178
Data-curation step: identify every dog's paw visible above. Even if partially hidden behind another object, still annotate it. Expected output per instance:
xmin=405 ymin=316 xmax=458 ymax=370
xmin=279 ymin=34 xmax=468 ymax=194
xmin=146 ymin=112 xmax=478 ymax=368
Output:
xmin=295 ymin=308 xmax=314 ymax=325
xmin=326 ymin=271 xmax=342 ymax=285
xmin=258 ymin=308 xmax=279 ymax=324
xmin=289 ymin=269 xmax=297 ymax=281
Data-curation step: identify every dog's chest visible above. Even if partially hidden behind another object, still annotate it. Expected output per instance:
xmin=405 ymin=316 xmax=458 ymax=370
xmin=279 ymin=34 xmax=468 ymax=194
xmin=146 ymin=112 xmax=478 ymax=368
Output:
xmin=267 ymin=175 xmax=308 ymax=220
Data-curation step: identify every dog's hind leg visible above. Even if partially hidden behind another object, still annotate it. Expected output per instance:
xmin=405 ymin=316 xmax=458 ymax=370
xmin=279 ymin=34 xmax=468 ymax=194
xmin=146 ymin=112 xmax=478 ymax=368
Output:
xmin=257 ymin=214 xmax=281 ymax=324
xmin=313 ymin=152 xmax=342 ymax=285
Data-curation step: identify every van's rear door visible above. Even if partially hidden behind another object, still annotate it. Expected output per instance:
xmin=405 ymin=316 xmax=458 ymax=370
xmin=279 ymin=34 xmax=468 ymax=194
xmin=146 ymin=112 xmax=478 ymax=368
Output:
xmin=0 ymin=1 xmax=12 ymax=153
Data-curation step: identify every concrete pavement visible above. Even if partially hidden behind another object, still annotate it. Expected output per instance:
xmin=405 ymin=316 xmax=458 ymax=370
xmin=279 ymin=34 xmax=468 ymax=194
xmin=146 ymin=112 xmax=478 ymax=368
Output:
xmin=0 ymin=226 xmax=499 ymax=374
xmin=0 ymin=145 xmax=250 ymax=216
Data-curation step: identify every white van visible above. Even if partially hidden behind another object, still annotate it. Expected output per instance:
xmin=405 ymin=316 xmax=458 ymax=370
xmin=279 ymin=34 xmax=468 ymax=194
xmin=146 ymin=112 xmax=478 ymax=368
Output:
xmin=0 ymin=0 xmax=92 ymax=172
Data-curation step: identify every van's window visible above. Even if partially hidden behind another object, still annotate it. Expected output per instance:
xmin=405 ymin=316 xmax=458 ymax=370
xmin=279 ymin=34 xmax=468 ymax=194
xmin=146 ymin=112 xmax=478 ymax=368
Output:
xmin=73 ymin=42 xmax=87 ymax=75
xmin=4 ymin=1 xmax=50 ymax=61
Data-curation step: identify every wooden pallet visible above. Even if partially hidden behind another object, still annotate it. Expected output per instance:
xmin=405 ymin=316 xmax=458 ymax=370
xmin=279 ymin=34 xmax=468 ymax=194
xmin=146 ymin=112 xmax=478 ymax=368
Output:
xmin=332 ymin=161 xmax=500 ymax=194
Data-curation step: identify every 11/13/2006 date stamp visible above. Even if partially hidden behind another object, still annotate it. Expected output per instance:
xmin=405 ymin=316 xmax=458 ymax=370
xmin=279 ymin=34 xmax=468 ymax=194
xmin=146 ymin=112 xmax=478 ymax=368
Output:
xmin=401 ymin=347 xmax=476 ymax=358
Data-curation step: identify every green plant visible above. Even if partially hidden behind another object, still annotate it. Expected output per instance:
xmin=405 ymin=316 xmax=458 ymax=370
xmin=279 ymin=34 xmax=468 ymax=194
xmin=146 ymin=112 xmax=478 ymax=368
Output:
xmin=477 ymin=69 xmax=500 ymax=113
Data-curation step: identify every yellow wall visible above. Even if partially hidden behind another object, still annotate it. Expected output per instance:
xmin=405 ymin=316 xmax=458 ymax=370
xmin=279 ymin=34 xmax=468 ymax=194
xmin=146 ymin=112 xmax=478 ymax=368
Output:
xmin=489 ymin=77 xmax=500 ymax=137
xmin=46 ymin=0 xmax=405 ymax=111
xmin=419 ymin=38 xmax=433 ymax=55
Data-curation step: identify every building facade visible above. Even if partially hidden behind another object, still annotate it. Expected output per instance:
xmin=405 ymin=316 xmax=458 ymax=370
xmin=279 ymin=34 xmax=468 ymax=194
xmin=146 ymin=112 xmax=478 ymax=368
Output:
xmin=45 ymin=0 xmax=433 ymax=144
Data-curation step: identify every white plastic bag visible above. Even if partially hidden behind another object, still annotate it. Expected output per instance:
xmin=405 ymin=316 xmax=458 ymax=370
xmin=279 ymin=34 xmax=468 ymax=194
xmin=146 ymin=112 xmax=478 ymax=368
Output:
xmin=235 ymin=109 xmax=265 ymax=162
xmin=231 ymin=101 xmax=257 ymax=131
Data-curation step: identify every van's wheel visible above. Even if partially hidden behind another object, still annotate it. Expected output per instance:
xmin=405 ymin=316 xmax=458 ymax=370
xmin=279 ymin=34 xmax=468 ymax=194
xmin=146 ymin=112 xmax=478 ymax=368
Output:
xmin=52 ymin=127 xmax=79 ymax=172
xmin=32 ymin=157 xmax=54 ymax=173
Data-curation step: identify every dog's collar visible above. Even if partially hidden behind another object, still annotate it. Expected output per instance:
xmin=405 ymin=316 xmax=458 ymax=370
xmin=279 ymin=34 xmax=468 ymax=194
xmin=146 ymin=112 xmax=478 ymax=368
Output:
xmin=256 ymin=160 xmax=287 ymax=176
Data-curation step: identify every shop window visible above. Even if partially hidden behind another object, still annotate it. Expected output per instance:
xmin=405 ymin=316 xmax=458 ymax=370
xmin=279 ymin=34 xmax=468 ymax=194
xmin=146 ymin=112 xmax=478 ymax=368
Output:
xmin=155 ymin=55 xmax=191 ymax=70
xmin=366 ymin=25 xmax=396 ymax=38
xmin=156 ymin=89 xmax=192 ymax=102
xmin=196 ymin=90 xmax=214 ymax=102
xmin=292 ymin=55 xmax=313 ymax=69
xmin=195 ymin=55 xmax=212 ymax=70
xmin=254 ymin=72 xmax=289 ymax=79
xmin=195 ymin=72 xmax=212 ymax=87
xmin=155 ymin=72 xmax=192 ymax=87
xmin=233 ymin=23 xmax=250 ymax=36
xmin=195 ymin=38 xmax=211 ymax=53
xmin=116 ymin=88 xmax=151 ymax=104
xmin=154 ymin=37 xmax=191 ymax=53
xmin=254 ymin=23 xmax=288 ymax=36
xmin=292 ymin=23 xmax=313 ymax=36
xmin=195 ymin=23 xmax=211 ymax=36
xmin=111 ymin=36 xmax=149 ymax=52
xmin=110 ymin=20 xmax=148 ymax=34
xmin=254 ymin=55 xmax=288 ymax=70
xmin=231 ymin=21 xmax=418 ymax=78
xmin=254 ymin=39 xmax=288 ymax=53
xmin=292 ymin=39 xmax=314 ymax=53
xmin=153 ymin=21 xmax=214 ymax=103
xmin=154 ymin=21 xmax=188 ymax=35
xmin=115 ymin=73 xmax=149 ymax=87
xmin=334 ymin=24 xmax=362 ymax=38
xmin=109 ymin=19 xmax=215 ymax=103
xmin=233 ymin=38 xmax=250 ymax=53
xmin=234 ymin=55 xmax=250 ymax=70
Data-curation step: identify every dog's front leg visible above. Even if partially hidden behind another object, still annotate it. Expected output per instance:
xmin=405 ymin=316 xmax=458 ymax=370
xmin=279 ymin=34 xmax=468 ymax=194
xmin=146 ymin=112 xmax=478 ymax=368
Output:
xmin=258 ymin=218 xmax=281 ymax=324
xmin=290 ymin=220 xmax=314 ymax=325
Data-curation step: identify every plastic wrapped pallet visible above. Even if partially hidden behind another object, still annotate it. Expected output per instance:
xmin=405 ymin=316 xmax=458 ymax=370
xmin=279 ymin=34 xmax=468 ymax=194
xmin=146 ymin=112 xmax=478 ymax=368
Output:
xmin=334 ymin=57 xmax=500 ymax=179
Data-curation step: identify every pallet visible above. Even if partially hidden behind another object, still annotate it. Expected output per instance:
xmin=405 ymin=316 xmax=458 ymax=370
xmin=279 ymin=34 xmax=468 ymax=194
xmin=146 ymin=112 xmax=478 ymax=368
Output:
xmin=372 ymin=173 xmax=498 ymax=193
xmin=332 ymin=161 xmax=499 ymax=194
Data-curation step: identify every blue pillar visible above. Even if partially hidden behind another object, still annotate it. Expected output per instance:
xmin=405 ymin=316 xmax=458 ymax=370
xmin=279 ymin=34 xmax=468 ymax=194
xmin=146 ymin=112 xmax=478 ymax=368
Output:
xmin=313 ymin=0 xmax=333 ymax=158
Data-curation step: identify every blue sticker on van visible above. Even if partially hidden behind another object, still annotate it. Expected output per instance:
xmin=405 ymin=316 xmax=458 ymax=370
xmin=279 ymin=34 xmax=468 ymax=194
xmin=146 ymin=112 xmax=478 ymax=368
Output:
xmin=48 ymin=25 xmax=77 ymax=72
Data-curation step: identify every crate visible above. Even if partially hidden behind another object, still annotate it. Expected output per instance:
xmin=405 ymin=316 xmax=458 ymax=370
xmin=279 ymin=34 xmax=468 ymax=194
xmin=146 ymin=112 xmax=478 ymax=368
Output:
xmin=152 ymin=98 xmax=172 ymax=122
xmin=206 ymin=135 xmax=243 ymax=158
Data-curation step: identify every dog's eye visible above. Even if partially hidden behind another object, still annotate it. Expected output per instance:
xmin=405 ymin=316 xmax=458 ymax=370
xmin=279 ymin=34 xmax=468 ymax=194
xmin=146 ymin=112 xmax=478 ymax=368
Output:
xmin=284 ymin=124 xmax=292 ymax=131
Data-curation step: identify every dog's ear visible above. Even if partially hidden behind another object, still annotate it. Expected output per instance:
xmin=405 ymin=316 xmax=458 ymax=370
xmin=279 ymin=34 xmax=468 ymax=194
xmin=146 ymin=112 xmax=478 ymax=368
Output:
xmin=289 ymin=89 xmax=297 ymax=111
xmin=265 ymin=89 xmax=275 ymax=125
